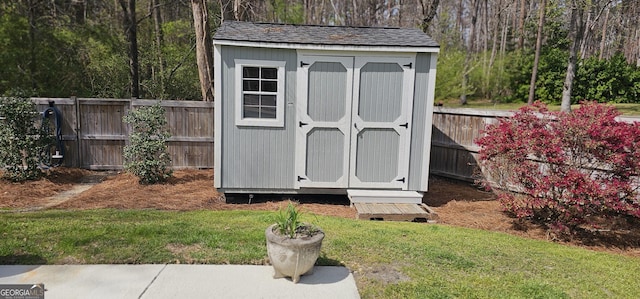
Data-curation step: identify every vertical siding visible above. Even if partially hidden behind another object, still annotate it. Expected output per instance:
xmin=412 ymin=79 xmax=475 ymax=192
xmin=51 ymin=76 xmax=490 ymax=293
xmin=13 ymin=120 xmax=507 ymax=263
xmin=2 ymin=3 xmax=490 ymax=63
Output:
xmin=306 ymin=128 xmax=344 ymax=181
xmin=220 ymin=46 xmax=297 ymax=189
xmin=408 ymin=53 xmax=431 ymax=191
xmin=307 ymin=62 xmax=347 ymax=122
xmin=133 ymin=100 xmax=214 ymax=169
xmin=79 ymin=100 xmax=129 ymax=169
xmin=358 ymin=63 xmax=403 ymax=122
xmin=355 ymin=128 xmax=399 ymax=182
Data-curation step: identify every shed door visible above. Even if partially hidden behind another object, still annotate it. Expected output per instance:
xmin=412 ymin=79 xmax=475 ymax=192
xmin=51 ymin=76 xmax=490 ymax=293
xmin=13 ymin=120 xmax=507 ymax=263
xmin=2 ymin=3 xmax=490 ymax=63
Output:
xmin=349 ymin=57 xmax=415 ymax=189
xmin=295 ymin=56 xmax=354 ymax=188
xmin=296 ymin=55 xmax=415 ymax=190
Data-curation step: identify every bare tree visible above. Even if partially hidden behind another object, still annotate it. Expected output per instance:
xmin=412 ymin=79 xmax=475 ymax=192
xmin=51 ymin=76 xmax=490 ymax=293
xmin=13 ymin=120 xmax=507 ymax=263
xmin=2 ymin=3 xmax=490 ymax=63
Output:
xmin=192 ymin=0 xmax=214 ymax=102
xmin=516 ymin=0 xmax=526 ymax=49
xmin=418 ymin=0 xmax=440 ymax=32
xmin=460 ymin=0 xmax=480 ymax=105
xmin=151 ymin=0 xmax=165 ymax=96
xmin=528 ymin=0 xmax=546 ymax=105
xmin=598 ymin=6 xmax=609 ymax=60
xmin=119 ymin=0 xmax=140 ymax=98
xmin=561 ymin=0 xmax=585 ymax=112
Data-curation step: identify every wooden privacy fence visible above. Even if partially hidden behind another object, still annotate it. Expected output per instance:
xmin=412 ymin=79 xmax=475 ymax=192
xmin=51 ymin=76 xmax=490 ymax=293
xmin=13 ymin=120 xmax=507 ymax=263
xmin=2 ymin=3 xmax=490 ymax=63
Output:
xmin=32 ymin=98 xmax=214 ymax=170
xmin=430 ymin=107 xmax=640 ymax=182
xmin=429 ymin=107 xmax=507 ymax=182
xmin=30 ymin=99 xmax=638 ymax=178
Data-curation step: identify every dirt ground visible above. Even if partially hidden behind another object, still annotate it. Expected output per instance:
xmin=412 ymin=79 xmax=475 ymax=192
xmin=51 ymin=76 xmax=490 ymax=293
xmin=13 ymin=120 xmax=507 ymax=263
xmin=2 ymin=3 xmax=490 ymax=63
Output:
xmin=1 ymin=168 xmax=638 ymax=257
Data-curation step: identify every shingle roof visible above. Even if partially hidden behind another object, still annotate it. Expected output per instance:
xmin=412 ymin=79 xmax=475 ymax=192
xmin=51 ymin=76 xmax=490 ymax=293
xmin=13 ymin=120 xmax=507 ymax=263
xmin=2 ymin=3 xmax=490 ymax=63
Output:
xmin=213 ymin=21 xmax=439 ymax=48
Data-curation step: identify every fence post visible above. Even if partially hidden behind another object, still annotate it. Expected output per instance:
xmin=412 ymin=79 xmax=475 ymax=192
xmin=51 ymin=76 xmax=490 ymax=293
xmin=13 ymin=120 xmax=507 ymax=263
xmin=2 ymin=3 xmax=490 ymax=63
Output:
xmin=71 ymin=96 xmax=82 ymax=168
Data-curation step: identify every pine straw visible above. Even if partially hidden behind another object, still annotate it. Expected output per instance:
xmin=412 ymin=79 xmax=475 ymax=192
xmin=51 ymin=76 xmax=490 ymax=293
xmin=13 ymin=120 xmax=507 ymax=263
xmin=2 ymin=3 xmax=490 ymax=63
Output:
xmin=0 ymin=168 xmax=93 ymax=208
xmin=2 ymin=168 xmax=638 ymax=256
xmin=53 ymin=169 xmax=356 ymax=218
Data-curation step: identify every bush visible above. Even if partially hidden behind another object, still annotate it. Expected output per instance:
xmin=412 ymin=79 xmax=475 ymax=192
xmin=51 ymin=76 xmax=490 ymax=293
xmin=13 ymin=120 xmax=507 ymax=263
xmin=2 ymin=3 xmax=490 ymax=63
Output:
xmin=502 ymin=48 xmax=567 ymax=104
xmin=0 ymin=96 xmax=46 ymax=181
xmin=575 ymin=54 xmax=640 ymax=103
xmin=122 ymin=103 xmax=172 ymax=184
xmin=476 ymin=102 xmax=640 ymax=235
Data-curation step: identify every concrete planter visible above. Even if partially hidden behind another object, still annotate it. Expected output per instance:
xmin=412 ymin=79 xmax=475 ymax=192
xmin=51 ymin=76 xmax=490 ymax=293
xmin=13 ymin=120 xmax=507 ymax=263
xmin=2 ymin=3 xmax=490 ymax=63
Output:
xmin=265 ymin=224 xmax=324 ymax=283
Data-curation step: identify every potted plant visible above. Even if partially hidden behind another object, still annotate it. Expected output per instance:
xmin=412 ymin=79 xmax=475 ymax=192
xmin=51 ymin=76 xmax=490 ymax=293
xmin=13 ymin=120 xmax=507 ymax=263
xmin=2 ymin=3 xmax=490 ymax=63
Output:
xmin=265 ymin=203 xmax=324 ymax=283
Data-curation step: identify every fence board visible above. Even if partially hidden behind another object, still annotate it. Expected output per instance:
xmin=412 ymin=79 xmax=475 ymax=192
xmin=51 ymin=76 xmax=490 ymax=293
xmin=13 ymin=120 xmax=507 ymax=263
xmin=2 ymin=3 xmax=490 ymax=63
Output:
xmin=431 ymin=107 xmax=640 ymax=182
xmin=29 ymin=97 xmax=214 ymax=170
xmin=33 ymin=98 xmax=80 ymax=167
xmin=430 ymin=108 xmax=513 ymax=182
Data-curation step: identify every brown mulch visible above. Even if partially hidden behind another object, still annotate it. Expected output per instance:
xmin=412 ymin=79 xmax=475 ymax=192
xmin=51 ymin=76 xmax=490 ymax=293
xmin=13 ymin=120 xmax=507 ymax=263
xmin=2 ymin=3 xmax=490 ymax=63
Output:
xmin=1 ymin=168 xmax=638 ymax=257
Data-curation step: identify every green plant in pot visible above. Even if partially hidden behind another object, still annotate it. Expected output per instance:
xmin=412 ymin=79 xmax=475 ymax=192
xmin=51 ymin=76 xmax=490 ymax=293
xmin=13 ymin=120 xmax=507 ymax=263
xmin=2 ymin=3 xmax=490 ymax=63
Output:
xmin=265 ymin=203 xmax=324 ymax=283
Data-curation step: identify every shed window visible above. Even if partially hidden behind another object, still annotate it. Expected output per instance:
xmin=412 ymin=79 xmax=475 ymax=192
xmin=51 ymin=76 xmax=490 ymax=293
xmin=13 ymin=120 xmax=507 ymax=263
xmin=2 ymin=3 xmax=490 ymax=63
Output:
xmin=235 ymin=60 xmax=286 ymax=127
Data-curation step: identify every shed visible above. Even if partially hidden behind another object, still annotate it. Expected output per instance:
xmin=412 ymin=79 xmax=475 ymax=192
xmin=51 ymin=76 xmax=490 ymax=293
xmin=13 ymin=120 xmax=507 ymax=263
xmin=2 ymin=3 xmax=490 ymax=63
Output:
xmin=213 ymin=21 xmax=439 ymax=203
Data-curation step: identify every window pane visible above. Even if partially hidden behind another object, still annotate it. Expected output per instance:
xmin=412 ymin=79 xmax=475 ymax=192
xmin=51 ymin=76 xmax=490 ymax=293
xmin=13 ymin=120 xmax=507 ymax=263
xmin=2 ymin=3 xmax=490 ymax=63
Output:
xmin=243 ymin=80 xmax=259 ymax=91
xmin=261 ymin=80 xmax=277 ymax=92
xmin=243 ymin=105 xmax=260 ymax=118
xmin=261 ymin=107 xmax=277 ymax=119
xmin=243 ymin=67 xmax=259 ymax=78
xmin=244 ymin=94 xmax=259 ymax=105
xmin=261 ymin=95 xmax=277 ymax=107
xmin=261 ymin=68 xmax=278 ymax=79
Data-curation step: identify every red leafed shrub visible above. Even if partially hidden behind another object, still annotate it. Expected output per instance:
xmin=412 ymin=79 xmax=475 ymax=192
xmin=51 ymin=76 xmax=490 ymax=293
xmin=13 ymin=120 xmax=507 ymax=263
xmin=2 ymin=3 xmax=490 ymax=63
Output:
xmin=476 ymin=102 xmax=640 ymax=235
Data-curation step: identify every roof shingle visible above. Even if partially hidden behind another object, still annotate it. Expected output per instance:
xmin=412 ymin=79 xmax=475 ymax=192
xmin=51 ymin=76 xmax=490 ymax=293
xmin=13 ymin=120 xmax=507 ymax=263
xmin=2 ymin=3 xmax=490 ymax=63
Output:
xmin=213 ymin=21 xmax=439 ymax=48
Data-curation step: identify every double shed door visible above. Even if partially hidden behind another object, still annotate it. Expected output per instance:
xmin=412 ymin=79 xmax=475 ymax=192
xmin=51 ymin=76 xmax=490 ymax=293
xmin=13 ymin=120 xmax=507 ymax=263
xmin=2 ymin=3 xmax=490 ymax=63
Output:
xmin=295 ymin=54 xmax=416 ymax=190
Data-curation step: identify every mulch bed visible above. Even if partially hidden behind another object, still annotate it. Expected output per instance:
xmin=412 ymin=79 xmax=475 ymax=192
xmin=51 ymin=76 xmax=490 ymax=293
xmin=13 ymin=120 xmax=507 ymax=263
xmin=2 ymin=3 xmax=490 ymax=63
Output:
xmin=1 ymin=168 xmax=638 ymax=257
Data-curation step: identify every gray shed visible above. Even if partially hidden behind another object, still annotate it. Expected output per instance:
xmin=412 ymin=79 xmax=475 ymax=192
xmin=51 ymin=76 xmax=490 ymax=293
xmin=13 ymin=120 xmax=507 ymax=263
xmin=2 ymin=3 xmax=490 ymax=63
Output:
xmin=213 ymin=21 xmax=439 ymax=203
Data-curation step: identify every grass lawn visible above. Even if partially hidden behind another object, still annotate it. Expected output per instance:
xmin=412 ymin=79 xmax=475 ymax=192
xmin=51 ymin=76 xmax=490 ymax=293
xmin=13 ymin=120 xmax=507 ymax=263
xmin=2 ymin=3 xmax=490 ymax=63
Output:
xmin=439 ymin=98 xmax=640 ymax=116
xmin=1 ymin=210 xmax=639 ymax=298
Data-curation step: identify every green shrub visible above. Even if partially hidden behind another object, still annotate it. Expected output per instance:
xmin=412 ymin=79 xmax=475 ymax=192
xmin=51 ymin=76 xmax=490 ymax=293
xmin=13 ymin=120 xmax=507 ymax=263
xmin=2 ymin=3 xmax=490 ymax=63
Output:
xmin=435 ymin=49 xmax=468 ymax=101
xmin=575 ymin=54 xmax=640 ymax=103
xmin=0 ymin=96 xmax=46 ymax=181
xmin=502 ymin=48 xmax=567 ymax=104
xmin=122 ymin=103 xmax=172 ymax=184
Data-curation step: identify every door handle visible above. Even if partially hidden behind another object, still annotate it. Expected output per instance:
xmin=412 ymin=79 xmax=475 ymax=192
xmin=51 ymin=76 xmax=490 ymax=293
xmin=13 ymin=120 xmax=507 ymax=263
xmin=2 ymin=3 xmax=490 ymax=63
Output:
xmin=299 ymin=121 xmax=308 ymax=127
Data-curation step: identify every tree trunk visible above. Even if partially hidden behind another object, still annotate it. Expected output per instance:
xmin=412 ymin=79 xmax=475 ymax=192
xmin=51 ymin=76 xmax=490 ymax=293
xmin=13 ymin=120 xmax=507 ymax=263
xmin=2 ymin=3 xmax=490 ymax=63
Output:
xmin=119 ymin=0 xmax=139 ymax=98
xmin=152 ymin=0 xmax=165 ymax=96
xmin=598 ymin=7 xmax=609 ymax=60
xmin=419 ymin=0 xmax=439 ymax=33
xmin=488 ymin=0 xmax=502 ymax=103
xmin=528 ymin=0 xmax=546 ymax=105
xmin=192 ymin=0 xmax=215 ymax=102
xmin=517 ymin=0 xmax=526 ymax=49
xmin=460 ymin=0 xmax=480 ymax=105
xmin=561 ymin=1 xmax=583 ymax=112
xmin=27 ymin=0 xmax=37 ymax=90
xmin=219 ymin=0 xmax=235 ymax=22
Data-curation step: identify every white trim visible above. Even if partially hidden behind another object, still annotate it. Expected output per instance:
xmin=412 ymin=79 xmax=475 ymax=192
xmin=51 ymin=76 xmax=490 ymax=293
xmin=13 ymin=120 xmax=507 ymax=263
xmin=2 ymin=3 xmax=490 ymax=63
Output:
xmin=234 ymin=59 xmax=286 ymax=127
xmin=214 ymin=40 xmax=440 ymax=53
xmin=214 ymin=44 xmax=223 ymax=188
xmin=420 ymin=53 xmax=438 ymax=192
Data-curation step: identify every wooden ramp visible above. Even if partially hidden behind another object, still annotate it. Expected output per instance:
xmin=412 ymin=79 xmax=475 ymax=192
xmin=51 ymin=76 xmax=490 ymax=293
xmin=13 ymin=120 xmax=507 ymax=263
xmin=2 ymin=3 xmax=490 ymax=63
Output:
xmin=354 ymin=203 xmax=438 ymax=222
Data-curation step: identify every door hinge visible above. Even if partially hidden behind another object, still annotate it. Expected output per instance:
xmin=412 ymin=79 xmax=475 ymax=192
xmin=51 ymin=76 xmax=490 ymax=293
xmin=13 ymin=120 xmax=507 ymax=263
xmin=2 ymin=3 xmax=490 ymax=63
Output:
xmin=396 ymin=177 xmax=406 ymax=183
xmin=299 ymin=121 xmax=308 ymax=127
xmin=400 ymin=123 xmax=408 ymax=128
xmin=300 ymin=61 xmax=310 ymax=67
xmin=403 ymin=62 xmax=412 ymax=69
xmin=297 ymin=176 xmax=307 ymax=182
